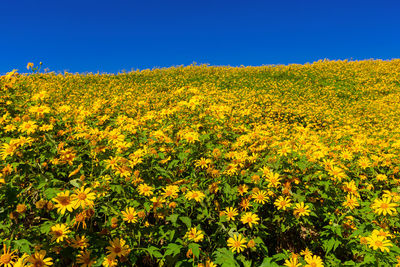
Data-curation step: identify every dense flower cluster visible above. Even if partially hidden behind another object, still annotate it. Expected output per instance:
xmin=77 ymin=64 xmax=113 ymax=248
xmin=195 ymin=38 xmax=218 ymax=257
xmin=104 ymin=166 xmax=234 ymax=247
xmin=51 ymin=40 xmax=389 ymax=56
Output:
xmin=1 ymin=60 xmax=400 ymax=266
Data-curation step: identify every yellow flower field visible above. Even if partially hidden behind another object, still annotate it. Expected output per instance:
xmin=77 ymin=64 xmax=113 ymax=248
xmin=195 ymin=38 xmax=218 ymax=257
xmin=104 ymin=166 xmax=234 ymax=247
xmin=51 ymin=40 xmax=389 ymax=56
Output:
xmin=1 ymin=59 xmax=400 ymax=266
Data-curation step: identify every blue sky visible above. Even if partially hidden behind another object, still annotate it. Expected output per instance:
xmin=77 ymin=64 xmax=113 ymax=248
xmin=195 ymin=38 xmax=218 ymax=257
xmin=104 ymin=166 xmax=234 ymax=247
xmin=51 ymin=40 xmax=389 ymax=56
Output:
xmin=1 ymin=0 xmax=399 ymax=74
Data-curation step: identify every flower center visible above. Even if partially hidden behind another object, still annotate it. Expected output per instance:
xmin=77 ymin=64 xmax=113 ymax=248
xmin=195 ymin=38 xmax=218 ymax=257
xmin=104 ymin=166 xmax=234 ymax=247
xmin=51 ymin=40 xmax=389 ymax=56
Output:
xmin=54 ymin=230 xmax=63 ymax=237
xmin=77 ymin=193 xmax=87 ymax=200
xmin=59 ymin=197 xmax=71 ymax=205
xmin=114 ymin=247 xmax=122 ymax=253
xmin=0 ymin=254 xmax=11 ymax=263
xmin=234 ymin=241 xmax=242 ymax=248
xmin=380 ymin=203 xmax=389 ymax=209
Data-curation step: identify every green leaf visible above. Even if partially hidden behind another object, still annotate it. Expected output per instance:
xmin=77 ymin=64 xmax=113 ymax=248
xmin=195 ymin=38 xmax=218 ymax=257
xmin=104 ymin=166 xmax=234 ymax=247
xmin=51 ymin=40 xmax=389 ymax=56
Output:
xmin=323 ymin=238 xmax=341 ymax=254
xmin=110 ymin=184 xmax=124 ymax=194
xmin=69 ymin=178 xmax=81 ymax=188
xmin=179 ymin=216 xmax=191 ymax=228
xmin=146 ymin=246 xmax=163 ymax=259
xmin=44 ymin=188 xmax=61 ymax=199
xmin=13 ymin=239 xmax=32 ymax=254
xmin=40 ymin=221 xmax=53 ymax=234
xmin=213 ymin=248 xmax=239 ymax=267
xmin=167 ymin=214 xmax=179 ymax=225
xmin=188 ymin=243 xmax=200 ymax=258
xmin=164 ymin=243 xmax=182 ymax=257
xmin=259 ymin=257 xmax=280 ymax=267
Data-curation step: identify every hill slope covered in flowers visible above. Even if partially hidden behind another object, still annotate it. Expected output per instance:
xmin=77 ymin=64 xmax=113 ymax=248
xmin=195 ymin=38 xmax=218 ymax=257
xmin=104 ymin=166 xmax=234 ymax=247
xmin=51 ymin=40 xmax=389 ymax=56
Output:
xmin=1 ymin=60 xmax=400 ymax=266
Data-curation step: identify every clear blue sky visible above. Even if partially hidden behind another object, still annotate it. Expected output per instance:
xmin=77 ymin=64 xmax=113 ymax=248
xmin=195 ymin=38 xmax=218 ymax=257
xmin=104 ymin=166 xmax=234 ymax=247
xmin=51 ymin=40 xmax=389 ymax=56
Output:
xmin=1 ymin=0 xmax=399 ymax=74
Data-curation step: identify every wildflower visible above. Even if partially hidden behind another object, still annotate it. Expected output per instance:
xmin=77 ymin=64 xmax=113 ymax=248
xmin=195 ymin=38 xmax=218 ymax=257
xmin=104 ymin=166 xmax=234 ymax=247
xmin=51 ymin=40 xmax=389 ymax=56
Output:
xmin=185 ymin=190 xmax=206 ymax=202
xmin=304 ymin=255 xmax=324 ymax=267
xmin=13 ymin=253 xmax=29 ymax=267
xmin=27 ymin=250 xmax=53 ymax=266
xmin=293 ymin=202 xmax=311 ymax=217
xmin=371 ymin=197 xmax=398 ymax=216
xmin=239 ymin=198 xmax=252 ymax=211
xmin=162 ymin=185 xmax=179 ymax=198
xmin=51 ymin=224 xmax=70 ymax=243
xmin=342 ymin=194 xmax=360 ymax=211
xmin=16 ymin=204 xmax=27 ymax=214
xmin=0 ymin=143 xmax=17 ymax=160
xmin=0 ymin=244 xmax=17 ymax=267
xmin=137 ymin=183 xmax=154 ymax=196
xmin=252 ymin=190 xmax=269 ymax=204
xmin=27 ymin=62 xmax=34 ymax=70
xmin=194 ymin=158 xmax=211 ymax=169
xmin=185 ymin=228 xmax=204 ymax=242
xmin=237 ymin=184 xmax=248 ymax=196
xmin=366 ymin=235 xmax=392 ymax=252
xmin=227 ymin=234 xmax=247 ymax=253
xmin=300 ymin=248 xmax=312 ymax=257
xmin=106 ymin=238 xmax=130 ymax=258
xmin=240 ymin=212 xmax=260 ymax=228
xmin=72 ymin=187 xmax=96 ymax=209
xmin=223 ymin=207 xmax=238 ymax=221
xmin=247 ymin=239 xmax=256 ymax=249
xmin=52 ymin=191 xmax=74 ymax=214
xmin=76 ymin=250 xmax=96 ymax=267
xmin=19 ymin=121 xmax=37 ymax=135
xmin=121 ymin=207 xmax=138 ymax=223
xmin=265 ymin=172 xmax=282 ymax=188
xmin=150 ymin=196 xmax=165 ymax=209
xmin=102 ymin=256 xmax=118 ymax=267
xmin=70 ymin=235 xmax=89 ymax=250
xmin=274 ymin=196 xmax=292 ymax=210
xmin=284 ymin=254 xmax=302 ymax=267
xmin=376 ymin=174 xmax=387 ymax=182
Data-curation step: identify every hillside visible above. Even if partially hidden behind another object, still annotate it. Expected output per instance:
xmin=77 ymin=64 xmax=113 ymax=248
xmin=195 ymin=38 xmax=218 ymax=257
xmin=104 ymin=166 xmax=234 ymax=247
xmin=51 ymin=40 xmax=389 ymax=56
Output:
xmin=1 ymin=60 xmax=400 ymax=266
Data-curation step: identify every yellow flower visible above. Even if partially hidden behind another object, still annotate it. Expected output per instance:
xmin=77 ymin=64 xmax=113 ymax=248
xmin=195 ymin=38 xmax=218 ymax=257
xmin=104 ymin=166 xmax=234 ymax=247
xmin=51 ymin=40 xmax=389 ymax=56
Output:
xmin=0 ymin=143 xmax=17 ymax=160
xmin=371 ymin=197 xmax=398 ymax=216
xmin=18 ymin=121 xmax=38 ymax=135
xmin=76 ymin=250 xmax=96 ymax=267
xmin=274 ymin=196 xmax=292 ymax=210
xmin=252 ymin=190 xmax=269 ymax=204
xmin=106 ymin=238 xmax=130 ymax=258
xmin=162 ymin=185 xmax=179 ymax=198
xmin=194 ymin=157 xmax=211 ymax=169
xmin=27 ymin=62 xmax=34 ymax=70
xmin=237 ymin=184 xmax=248 ymax=196
xmin=265 ymin=172 xmax=282 ymax=188
xmin=121 ymin=207 xmax=138 ymax=223
xmin=51 ymin=224 xmax=70 ymax=243
xmin=185 ymin=228 xmax=204 ymax=242
xmin=0 ymin=244 xmax=17 ymax=267
xmin=13 ymin=253 xmax=29 ymax=267
xmin=284 ymin=254 xmax=302 ymax=267
xmin=102 ymin=256 xmax=118 ymax=267
xmin=304 ymin=254 xmax=324 ymax=267
xmin=342 ymin=195 xmax=359 ymax=210
xmin=185 ymin=190 xmax=206 ymax=202
xmin=16 ymin=204 xmax=27 ymax=214
xmin=293 ymin=202 xmax=311 ymax=217
xmin=27 ymin=250 xmax=53 ymax=266
xmin=70 ymin=235 xmax=89 ymax=250
xmin=137 ymin=183 xmax=154 ymax=196
xmin=366 ymin=235 xmax=393 ymax=252
xmin=240 ymin=212 xmax=260 ymax=228
xmin=72 ymin=187 xmax=96 ymax=209
xmin=227 ymin=234 xmax=247 ymax=253
xmin=52 ymin=191 xmax=75 ymax=214
xmin=223 ymin=207 xmax=238 ymax=221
